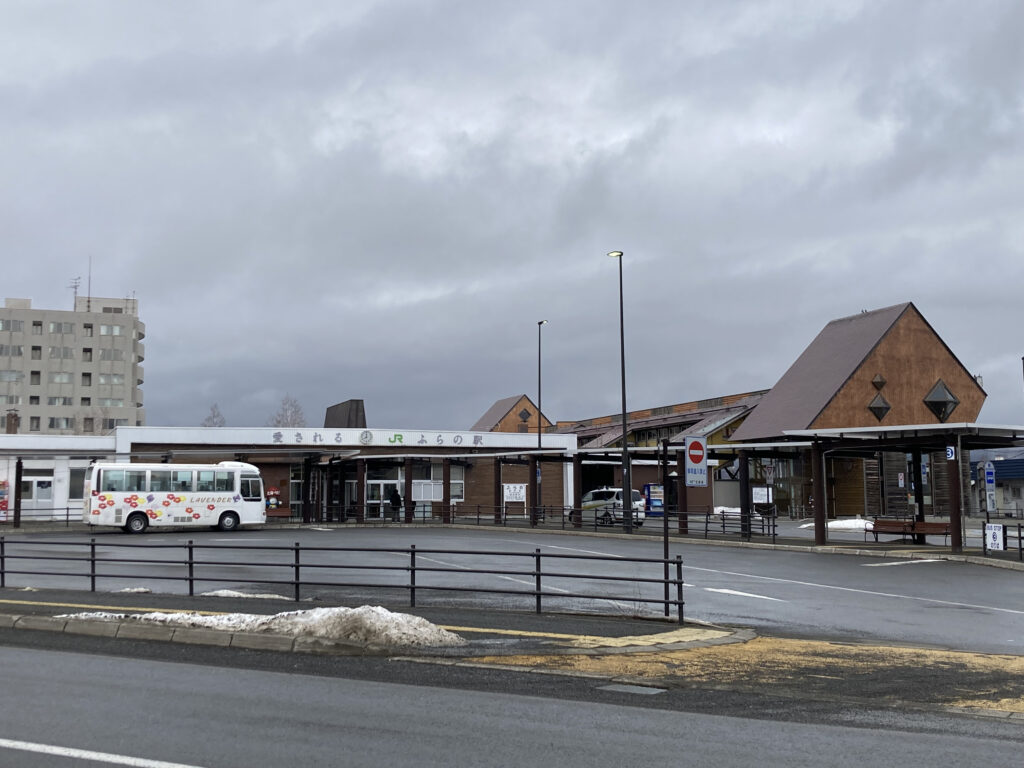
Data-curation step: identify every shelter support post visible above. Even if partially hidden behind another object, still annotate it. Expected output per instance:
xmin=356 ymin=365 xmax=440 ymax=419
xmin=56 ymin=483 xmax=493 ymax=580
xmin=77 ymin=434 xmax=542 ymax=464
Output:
xmin=812 ymin=443 xmax=826 ymax=546
xmin=528 ymin=455 xmax=538 ymax=526
xmin=355 ymin=459 xmax=366 ymax=523
xmin=404 ymin=457 xmax=414 ymax=524
xmin=738 ymin=450 xmax=751 ymax=539
xmin=912 ymin=448 xmax=926 ymax=544
xmin=947 ymin=449 xmax=964 ymax=553
xmin=571 ymin=454 xmax=583 ymax=527
xmin=493 ymin=458 xmax=503 ymax=524
xmin=442 ymin=459 xmax=452 ymax=523
xmin=676 ymin=451 xmax=687 ymax=534
xmin=13 ymin=458 xmax=22 ymax=528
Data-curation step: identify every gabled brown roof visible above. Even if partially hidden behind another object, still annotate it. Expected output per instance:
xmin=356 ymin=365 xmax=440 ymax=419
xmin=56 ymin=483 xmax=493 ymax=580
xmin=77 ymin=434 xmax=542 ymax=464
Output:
xmin=470 ymin=395 xmax=532 ymax=432
xmin=731 ymin=303 xmax=913 ymax=441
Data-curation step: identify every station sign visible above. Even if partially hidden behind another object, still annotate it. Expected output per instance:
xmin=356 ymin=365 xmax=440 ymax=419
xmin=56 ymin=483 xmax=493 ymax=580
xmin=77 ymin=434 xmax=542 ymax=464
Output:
xmin=984 ymin=461 xmax=997 ymax=513
xmin=684 ymin=436 xmax=708 ymax=488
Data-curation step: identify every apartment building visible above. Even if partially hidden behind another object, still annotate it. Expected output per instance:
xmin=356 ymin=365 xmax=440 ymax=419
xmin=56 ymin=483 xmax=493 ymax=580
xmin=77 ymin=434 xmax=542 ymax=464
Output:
xmin=0 ymin=296 xmax=145 ymax=434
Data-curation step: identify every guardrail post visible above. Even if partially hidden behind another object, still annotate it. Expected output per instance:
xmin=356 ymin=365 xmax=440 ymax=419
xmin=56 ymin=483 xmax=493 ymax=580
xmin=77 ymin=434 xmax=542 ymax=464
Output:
xmin=410 ymin=545 xmax=416 ymax=608
xmin=675 ymin=555 xmax=684 ymax=625
xmin=1019 ymin=524 xmax=1022 ymax=562
xmin=90 ymin=538 xmax=97 ymax=592
xmin=0 ymin=537 xmax=5 ymax=589
xmin=187 ymin=540 xmax=195 ymax=597
xmin=535 ymin=548 xmax=542 ymax=615
xmin=293 ymin=542 xmax=301 ymax=602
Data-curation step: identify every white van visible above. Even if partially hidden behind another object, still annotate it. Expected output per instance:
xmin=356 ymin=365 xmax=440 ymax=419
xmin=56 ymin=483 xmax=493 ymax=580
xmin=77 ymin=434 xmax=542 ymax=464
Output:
xmin=572 ymin=487 xmax=646 ymax=526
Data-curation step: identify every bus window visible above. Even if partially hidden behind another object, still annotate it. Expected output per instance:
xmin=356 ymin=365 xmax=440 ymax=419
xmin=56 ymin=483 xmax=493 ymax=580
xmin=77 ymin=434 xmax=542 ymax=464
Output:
xmin=172 ymin=470 xmax=193 ymax=492
xmin=241 ymin=476 xmax=262 ymax=501
xmin=101 ymin=470 xmax=126 ymax=492
xmin=214 ymin=471 xmax=233 ymax=492
xmin=125 ymin=470 xmax=146 ymax=492
xmin=196 ymin=470 xmax=215 ymax=492
xmin=150 ymin=470 xmax=172 ymax=492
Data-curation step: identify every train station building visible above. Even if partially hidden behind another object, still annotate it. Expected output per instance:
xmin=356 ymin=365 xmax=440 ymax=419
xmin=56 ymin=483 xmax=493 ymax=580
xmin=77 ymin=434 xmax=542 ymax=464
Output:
xmin=1 ymin=301 xmax=1022 ymax=550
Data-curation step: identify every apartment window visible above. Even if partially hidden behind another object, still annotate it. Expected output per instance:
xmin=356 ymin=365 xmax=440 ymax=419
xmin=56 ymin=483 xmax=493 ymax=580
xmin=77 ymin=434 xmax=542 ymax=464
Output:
xmin=81 ymin=397 xmax=91 ymax=406
xmin=0 ymin=319 xmax=24 ymax=332
xmin=83 ymin=323 xmax=93 ymax=337
xmin=82 ymin=372 xmax=92 ymax=387
xmin=30 ymin=371 xmax=40 ymax=385
xmin=0 ymin=395 xmax=20 ymax=405
xmin=102 ymin=418 xmax=128 ymax=430
xmin=29 ymin=396 xmax=39 ymax=405
xmin=83 ymin=417 xmax=94 ymax=433
xmin=48 ymin=372 xmax=73 ymax=384
xmin=48 ymin=417 xmax=74 ymax=430
xmin=48 ymin=322 xmax=74 ymax=334
xmin=97 ymin=398 xmax=124 ymax=407
xmin=29 ymin=416 xmax=40 ymax=432
xmin=48 ymin=346 xmax=74 ymax=359
xmin=0 ymin=345 xmax=23 ymax=356
xmin=47 ymin=397 xmax=74 ymax=406
xmin=0 ymin=370 xmax=23 ymax=382
xmin=99 ymin=324 xmax=122 ymax=336
xmin=82 ymin=347 xmax=92 ymax=362
xmin=98 ymin=373 xmax=124 ymax=385
xmin=31 ymin=346 xmax=41 ymax=360
xmin=99 ymin=349 xmax=124 ymax=361
xmin=31 ymin=321 xmax=42 ymax=335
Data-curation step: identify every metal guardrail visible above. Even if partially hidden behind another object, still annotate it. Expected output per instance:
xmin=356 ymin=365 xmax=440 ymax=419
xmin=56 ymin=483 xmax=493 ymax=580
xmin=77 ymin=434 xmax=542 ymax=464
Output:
xmin=308 ymin=504 xmax=778 ymax=542
xmin=0 ymin=505 xmax=79 ymax=526
xmin=0 ymin=538 xmax=686 ymax=623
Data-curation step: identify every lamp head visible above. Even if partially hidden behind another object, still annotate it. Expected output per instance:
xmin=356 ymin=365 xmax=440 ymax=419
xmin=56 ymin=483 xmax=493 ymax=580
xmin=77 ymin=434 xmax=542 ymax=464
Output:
xmin=608 ymin=251 xmax=623 ymax=258
xmin=538 ymin=319 xmax=548 ymax=326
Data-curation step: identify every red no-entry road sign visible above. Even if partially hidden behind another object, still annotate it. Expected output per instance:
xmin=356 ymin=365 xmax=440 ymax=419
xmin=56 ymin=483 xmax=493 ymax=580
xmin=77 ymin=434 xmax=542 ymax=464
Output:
xmin=687 ymin=440 xmax=705 ymax=465
xmin=684 ymin=436 xmax=708 ymax=488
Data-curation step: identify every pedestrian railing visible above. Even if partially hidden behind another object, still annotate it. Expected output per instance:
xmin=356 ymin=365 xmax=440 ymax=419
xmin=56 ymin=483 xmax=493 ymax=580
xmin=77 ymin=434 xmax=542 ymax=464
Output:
xmin=0 ymin=537 xmax=686 ymax=623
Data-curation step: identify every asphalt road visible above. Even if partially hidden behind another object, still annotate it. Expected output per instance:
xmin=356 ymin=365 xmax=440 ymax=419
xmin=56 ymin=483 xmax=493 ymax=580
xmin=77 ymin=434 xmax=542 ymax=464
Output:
xmin=2 ymin=526 xmax=1022 ymax=654
xmin=2 ymin=638 xmax=1023 ymax=768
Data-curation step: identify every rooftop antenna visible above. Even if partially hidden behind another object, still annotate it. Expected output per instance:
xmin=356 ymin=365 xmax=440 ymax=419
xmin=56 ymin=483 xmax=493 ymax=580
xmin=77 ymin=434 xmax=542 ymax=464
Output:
xmin=68 ymin=276 xmax=81 ymax=308
xmin=87 ymin=254 xmax=92 ymax=312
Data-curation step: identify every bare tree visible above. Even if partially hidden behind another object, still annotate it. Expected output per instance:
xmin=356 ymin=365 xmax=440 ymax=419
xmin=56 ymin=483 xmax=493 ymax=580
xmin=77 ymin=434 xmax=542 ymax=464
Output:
xmin=201 ymin=403 xmax=226 ymax=428
xmin=268 ymin=394 xmax=307 ymax=427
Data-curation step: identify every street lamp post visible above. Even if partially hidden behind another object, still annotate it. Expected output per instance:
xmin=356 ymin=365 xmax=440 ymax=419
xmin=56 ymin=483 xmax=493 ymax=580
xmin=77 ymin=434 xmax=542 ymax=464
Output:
xmin=538 ymin=320 xmax=547 ymax=450
xmin=608 ymin=251 xmax=632 ymax=533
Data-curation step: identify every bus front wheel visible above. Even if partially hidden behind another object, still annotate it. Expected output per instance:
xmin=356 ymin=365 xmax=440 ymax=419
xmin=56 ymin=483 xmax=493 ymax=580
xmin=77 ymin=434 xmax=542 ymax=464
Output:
xmin=124 ymin=513 xmax=148 ymax=534
xmin=218 ymin=512 xmax=240 ymax=532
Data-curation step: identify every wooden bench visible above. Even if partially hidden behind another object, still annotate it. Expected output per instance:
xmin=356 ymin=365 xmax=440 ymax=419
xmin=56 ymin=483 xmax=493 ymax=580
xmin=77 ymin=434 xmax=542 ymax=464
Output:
xmin=870 ymin=518 xmax=951 ymax=543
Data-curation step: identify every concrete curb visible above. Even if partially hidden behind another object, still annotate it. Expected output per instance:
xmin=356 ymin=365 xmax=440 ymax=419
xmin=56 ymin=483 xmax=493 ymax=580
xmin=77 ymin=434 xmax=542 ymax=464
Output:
xmin=0 ymin=611 xmax=381 ymax=656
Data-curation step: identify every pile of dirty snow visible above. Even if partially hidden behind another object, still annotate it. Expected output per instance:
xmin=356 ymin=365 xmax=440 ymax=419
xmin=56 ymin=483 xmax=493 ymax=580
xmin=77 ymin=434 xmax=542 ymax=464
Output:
xmin=799 ymin=517 xmax=870 ymax=531
xmin=59 ymin=605 xmax=465 ymax=648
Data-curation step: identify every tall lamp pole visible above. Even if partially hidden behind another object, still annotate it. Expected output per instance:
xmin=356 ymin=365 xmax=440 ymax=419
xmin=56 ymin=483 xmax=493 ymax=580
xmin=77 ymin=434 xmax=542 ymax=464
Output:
xmin=609 ymin=251 xmax=632 ymax=533
xmin=538 ymin=320 xmax=547 ymax=449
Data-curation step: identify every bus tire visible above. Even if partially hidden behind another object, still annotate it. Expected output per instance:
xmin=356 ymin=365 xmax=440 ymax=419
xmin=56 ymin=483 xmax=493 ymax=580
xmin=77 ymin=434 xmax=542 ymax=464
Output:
xmin=218 ymin=511 xmax=240 ymax=532
xmin=124 ymin=513 xmax=148 ymax=534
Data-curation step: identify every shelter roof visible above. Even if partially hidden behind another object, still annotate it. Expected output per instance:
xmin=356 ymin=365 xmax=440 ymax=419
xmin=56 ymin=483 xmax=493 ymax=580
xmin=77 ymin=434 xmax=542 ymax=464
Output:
xmin=731 ymin=303 xmax=913 ymax=441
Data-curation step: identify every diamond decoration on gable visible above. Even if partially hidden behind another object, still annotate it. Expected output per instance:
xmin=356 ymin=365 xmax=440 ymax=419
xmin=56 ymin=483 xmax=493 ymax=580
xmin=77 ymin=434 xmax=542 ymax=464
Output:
xmin=872 ymin=374 xmax=887 ymax=391
xmin=923 ymin=380 xmax=960 ymax=423
xmin=518 ymin=408 xmax=531 ymax=422
xmin=868 ymin=393 xmax=891 ymax=422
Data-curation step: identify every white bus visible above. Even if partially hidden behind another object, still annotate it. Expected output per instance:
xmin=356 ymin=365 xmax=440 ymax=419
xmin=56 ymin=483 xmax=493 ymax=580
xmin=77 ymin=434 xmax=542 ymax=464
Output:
xmin=84 ymin=461 xmax=266 ymax=533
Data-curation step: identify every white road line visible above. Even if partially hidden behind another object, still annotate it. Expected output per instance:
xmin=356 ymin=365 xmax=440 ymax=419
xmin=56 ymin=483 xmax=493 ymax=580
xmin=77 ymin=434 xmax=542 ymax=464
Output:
xmin=862 ymin=560 xmax=943 ymax=567
xmin=491 ymin=538 xmax=624 ymax=558
xmin=704 ymin=588 xmax=785 ymax=602
xmin=0 ymin=738 xmax=207 ymax=768
xmin=683 ymin=564 xmax=1024 ymax=615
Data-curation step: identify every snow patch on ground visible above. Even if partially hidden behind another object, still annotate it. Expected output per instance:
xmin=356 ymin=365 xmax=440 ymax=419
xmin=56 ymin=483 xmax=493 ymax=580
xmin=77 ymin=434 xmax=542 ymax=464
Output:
xmin=201 ymin=589 xmax=290 ymax=600
xmin=58 ymin=605 xmax=466 ymax=648
xmin=714 ymin=506 xmax=764 ymax=520
xmin=799 ymin=517 xmax=870 ymax=531
xmin=117 ymin=587 xmax=152 ymax=593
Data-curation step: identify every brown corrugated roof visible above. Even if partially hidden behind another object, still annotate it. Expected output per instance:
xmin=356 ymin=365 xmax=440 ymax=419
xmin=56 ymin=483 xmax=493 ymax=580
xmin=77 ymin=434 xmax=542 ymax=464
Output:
xmin=470 ymin=395 xmax=529 ymax=432
xmin=731 ymin=303 xmax=912 ymax=441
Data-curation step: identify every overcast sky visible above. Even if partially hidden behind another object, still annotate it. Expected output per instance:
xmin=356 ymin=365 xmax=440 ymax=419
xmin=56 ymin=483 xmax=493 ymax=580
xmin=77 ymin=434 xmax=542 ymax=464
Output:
xmin=3 ymin=0 xmax=1023 ymax=430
